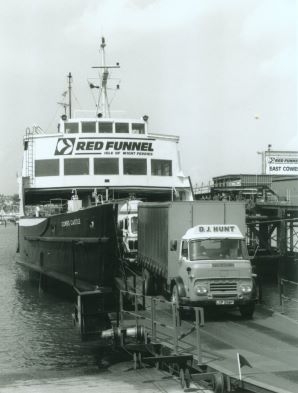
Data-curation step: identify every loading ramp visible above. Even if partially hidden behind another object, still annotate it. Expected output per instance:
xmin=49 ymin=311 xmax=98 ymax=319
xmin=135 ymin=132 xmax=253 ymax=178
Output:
xmin=117 ymin=288 xmax=298 ymax=393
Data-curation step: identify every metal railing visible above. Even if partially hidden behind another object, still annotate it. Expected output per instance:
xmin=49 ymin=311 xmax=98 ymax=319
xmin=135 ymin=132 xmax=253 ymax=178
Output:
xmin=119 ymin=290 xmax=205 ymax=364
xmin=280 ymin=279 xmax=298 ymax=317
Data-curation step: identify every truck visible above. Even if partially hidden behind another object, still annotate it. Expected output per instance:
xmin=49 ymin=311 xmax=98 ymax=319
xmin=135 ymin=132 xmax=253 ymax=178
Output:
xmin=138 ymin=201 xmax=257 ymax=318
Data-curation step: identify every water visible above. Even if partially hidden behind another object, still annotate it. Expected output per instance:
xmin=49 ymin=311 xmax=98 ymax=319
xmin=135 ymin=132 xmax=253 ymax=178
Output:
xmin=0 ymin=225 xmax=103 ymax=384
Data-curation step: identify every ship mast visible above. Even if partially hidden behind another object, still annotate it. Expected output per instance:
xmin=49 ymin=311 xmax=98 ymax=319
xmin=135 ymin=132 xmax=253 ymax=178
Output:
xmin=67 ymin=72 xmax=72 ymax=118
xmin=92 ymin=37 xmax=120 ymax=118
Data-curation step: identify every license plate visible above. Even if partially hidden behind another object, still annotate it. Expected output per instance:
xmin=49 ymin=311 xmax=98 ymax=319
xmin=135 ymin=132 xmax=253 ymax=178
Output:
xmin=216 ymin=299 xmax=234 ymax=305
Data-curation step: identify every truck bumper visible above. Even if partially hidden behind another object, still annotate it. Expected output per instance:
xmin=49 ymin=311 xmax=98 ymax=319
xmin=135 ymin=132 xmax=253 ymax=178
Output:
xmin=179 ymin=296 xmax=255 ymax=308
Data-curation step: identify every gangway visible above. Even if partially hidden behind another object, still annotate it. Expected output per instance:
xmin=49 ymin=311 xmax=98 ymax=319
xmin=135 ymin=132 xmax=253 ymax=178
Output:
xmin=118 ymin=289 xmax=225 ymax=392
xmin=115 ymin=287 xmax=298 ymax=393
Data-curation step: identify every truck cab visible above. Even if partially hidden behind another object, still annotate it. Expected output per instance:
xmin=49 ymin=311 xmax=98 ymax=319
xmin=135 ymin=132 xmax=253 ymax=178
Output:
xmin=118 ymin=200 xmax=141 ymax=262
xmin=175 ymin=224 xmax=256 ymax=317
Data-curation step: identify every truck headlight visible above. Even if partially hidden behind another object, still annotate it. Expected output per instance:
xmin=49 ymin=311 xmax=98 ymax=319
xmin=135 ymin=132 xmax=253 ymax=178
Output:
xmin=196 ymin=285 xmax=208 ymax=295
xmin=240 ymin=284 xmax=252 ymax=293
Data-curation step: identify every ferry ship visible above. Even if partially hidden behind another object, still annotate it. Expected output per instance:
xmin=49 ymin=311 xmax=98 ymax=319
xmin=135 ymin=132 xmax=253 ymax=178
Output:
xmin=16 ymin=38 xmax=193 ymax=335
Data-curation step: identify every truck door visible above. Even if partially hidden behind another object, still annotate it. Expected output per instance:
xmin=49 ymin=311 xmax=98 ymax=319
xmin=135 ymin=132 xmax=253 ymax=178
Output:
xmin=179 ymin=240 xmax=189 ymax=286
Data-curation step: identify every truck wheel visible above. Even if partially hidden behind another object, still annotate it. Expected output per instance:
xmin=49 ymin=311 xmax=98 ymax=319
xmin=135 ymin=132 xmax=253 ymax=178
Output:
xmin=239 ymin=303 xmax=255 ymax=319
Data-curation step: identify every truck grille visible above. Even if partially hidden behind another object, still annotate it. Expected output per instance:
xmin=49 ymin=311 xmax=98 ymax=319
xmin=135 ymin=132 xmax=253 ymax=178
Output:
xmin=210 ymin=282 xmax=237 ymax=292
xmin=212 ymin=294 xmax=237 ymax=299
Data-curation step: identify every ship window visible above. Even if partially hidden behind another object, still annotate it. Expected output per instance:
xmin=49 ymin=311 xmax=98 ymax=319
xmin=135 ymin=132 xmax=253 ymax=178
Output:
xmin=115 ymin=122 xmax=129 ymax=133
xmin=123 ymin=158 xmax=147 ymax=175
xmin=35 ymin=159 xmax=59 ymax=177
xmin=64 ymin=158 xmax=89 ymax=175
xmin=82 ymin=121 xmax=96 ymax=133
xmin=98 ymin=122 xmax=113 ymax=133
xmin=132 ymin=123 xmax=145 ymax=134
xmin=64 ymin=122 xmax=79 ymax=134
xmin=94 ymin=158 xmax=119 ymax=175
xmin=151 ymin=159 xmax=172 ymax=176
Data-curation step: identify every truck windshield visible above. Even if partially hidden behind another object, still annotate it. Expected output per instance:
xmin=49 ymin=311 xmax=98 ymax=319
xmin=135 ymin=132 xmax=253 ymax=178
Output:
xmin=189 ymin=239 xmax=248 ymax=261
xmin=131 ymin=216 xmax=138 ymax=234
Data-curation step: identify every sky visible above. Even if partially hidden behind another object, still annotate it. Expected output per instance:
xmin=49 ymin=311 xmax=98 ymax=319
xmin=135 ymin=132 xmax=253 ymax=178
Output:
xmin=0 ymin=0 xmax=297 ymax=194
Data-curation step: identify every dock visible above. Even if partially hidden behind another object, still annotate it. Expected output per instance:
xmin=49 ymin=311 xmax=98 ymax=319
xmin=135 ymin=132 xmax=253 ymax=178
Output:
xmin=0 ymin=361 xmax=212 ymax=393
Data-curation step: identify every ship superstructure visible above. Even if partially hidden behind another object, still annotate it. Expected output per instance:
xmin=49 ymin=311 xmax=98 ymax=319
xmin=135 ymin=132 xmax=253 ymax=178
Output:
xmin=20 ymin=38 xmax=192 ymax=215
xmin=17 ymin=38 xmax=192 ymax=337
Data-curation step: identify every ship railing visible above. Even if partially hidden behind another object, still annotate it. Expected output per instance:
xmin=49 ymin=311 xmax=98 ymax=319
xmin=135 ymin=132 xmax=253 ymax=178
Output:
xmin=24 ymin=200 xmax=68 ymax=217
xmin=280 ymin=278 xmax=298 ymax=319
xmin=25 ymin=125 xmax=45 ymax=135
xmin=119 ymin=289 xmax=204 ymax=364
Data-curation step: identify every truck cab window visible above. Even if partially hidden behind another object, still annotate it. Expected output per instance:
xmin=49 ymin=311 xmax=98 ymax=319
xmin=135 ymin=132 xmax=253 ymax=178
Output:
xmin=131 ymin=216 xmax=138 ymax=234
xmin=124 ymin=218 xmax=128 ymax=230
xmin=189 ymin=239 xmax=245 ymax=260
xmin=219 ymin=239 xmax=243 ymax=259
xmin=181 ymin=241 xmax=188 ymax=258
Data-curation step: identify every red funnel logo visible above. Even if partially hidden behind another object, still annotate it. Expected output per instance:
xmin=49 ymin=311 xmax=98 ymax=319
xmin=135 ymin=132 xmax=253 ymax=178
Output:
xmin=55 ymin=138 xmax=75 ymax=155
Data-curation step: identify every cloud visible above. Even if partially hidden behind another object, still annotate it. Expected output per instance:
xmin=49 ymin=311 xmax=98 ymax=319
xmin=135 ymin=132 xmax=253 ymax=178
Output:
xmin=260 ymin=47 xmax=297 ymax=78
xmin=72 ymin=0 xmax=204 ymax=37
xmin=241 ymin=0 xmax=295 ymax=46
xmin=0 ymin=0 xmax=296 ymax=194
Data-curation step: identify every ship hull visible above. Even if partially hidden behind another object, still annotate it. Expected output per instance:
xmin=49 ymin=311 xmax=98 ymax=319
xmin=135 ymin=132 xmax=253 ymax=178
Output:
xmin=17 ymin=203 xmax=119 ymax=292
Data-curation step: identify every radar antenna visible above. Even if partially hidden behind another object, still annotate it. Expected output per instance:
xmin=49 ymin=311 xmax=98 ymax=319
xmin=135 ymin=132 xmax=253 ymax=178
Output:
xmin=91 ymin=37 xmax=120 ymax=117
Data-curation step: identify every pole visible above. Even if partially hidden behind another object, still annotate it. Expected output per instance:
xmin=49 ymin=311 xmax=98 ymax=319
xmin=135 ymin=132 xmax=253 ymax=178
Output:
xmin=195 ymin=308 xmax=202 ymax=364
xmin=172 ymin=302 xmax=178 ymax=354
xmin=68 ymin=72 xmax=72 ymax=118
xmin=151 ymin=297 xmax=156 ymax=342
xmin=134 ymin=292 xmax=138 ymax=328
xmin=237 ymin=353 xmax=242 ymax=381
xmin=119 ymin=291 xmax=124 ymax=328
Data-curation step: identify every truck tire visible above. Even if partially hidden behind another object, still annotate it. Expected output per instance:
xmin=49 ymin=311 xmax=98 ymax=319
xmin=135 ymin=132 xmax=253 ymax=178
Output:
xmin=239 ymin=303 xmax=255 ymax=319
